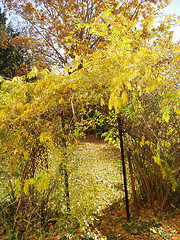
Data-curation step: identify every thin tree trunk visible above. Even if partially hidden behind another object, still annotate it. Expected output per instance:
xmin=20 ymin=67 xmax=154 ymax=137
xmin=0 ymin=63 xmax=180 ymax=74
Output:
xmin=127 ymin=151 xmax=139 ymax=214
xmin=64 ymin=167 xmax=70 ymax=213
xmin=117 ymin=116 xmax=130 ymax=222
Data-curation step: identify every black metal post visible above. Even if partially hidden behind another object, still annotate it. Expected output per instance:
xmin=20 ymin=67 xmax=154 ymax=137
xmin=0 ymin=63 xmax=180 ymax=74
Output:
xmin=117 ymin=116 xmax=130 ymax=222
xmin=61 ymin=112 xmax=71 ymax=214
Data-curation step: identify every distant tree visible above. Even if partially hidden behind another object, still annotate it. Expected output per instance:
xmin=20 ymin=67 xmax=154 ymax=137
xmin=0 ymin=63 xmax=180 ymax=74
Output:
xmin=4 ymin=0 xmax=171 ymax=70
xmin=0 ymin=8 xmax=27 ymax=78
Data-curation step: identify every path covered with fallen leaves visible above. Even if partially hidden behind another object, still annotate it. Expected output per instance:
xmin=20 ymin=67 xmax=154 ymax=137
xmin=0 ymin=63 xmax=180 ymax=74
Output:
xmin=70 ymin=136 xmax=180 ymax=240
xmin=70 ymin=136 xmax=123 ymax=224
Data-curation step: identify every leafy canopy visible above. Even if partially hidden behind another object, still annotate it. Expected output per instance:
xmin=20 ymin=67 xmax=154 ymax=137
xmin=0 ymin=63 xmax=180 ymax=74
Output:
xmin=3 ymin=0 xmax=173 ymax=69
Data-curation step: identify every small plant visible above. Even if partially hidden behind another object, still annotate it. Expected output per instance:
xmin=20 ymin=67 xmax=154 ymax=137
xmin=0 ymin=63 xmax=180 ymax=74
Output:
xmin=150 ymin=227 xmax=169 ymax=240
xmin=122 ymin=218 xmax=160 ymax=235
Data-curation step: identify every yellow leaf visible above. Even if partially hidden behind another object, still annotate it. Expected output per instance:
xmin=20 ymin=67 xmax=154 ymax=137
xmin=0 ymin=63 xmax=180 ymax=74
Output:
xmin=0 ymin=75 xmax=4 ymax=83
xmin=33 ymin=83 xmax=42 ymax=94
xmin=24 ymin=178 xmax=35 ymax=195
xmin=145 ymin=140 xmax=150 ymax=146
xmin=97 ymin=82 xmax=103 ymax=89
xmin=162 ymin=108 xmax=170 ymax=122
xmin=35 ymin=172 xmax=51 ymax=192
xmin=153 ymin=155 xmax=161 ymax=165
xmin=0 ymin=110 xmax=7 ymax=121
xmin=109 ymin=91 xmax=124 ymax=111
xmin=71 ymin=83 xmax=78 ymax=90
xmin=100 ymin=98 xmax=105 ymax=106
xmin=45 ymin=120 xmax=51 ymax=126
xmin=121 ymin=91 xmax=128 ymax=105
xmin=39 ymin=132 xmax=53 ymax=147
xmin=174 ymin=106 xmax=180 ymax=115
xmin=161 ymin=140 xmax=171 ymax=148
xmin=124 ymin=81 xmax=132 ymax=90
xmin=23 ymin=151 xmax=29 ymax=160
xmin=27 ymin=67 xmax=38 ymax=79
xmin=177 ymin=16 xmax=180 ymax=25
xmin=140 ymin=136 xmax=145 ymax=147
xmin=14 ymin=179 xmax=22 ymax=196
xmin=59 ymin=97 xmax=65 ymax=104
xmin=101 ymin=9 xmax=112 ymax=19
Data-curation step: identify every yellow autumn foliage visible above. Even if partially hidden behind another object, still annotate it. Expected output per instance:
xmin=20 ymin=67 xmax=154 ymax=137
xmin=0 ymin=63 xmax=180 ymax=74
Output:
xmin=34 ymin=172 xmax=51 ymax=192
xmin=23 ymin=178 xmax=35 ymax=195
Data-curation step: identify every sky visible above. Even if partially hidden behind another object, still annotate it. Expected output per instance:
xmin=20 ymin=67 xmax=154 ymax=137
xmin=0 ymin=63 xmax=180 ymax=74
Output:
xmin=162 ymin=0 xmax=180 ymax=15
xmin=162 ymin=0 xmax=180 ymax=41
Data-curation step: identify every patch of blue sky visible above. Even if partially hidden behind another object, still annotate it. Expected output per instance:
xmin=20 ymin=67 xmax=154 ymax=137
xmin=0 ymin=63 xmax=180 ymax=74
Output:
xmin=162 ymin=0 xmax=180 ymax=42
